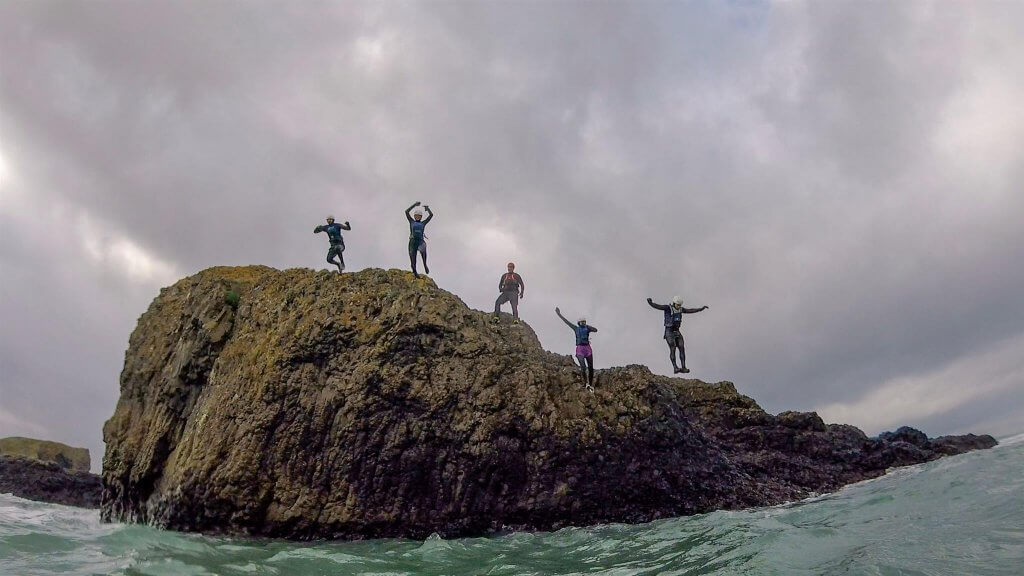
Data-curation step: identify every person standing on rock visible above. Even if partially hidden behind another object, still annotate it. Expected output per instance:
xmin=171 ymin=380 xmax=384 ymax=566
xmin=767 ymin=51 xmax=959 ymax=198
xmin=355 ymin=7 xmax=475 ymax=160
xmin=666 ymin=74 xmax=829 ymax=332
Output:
xmin=405 ymin=201 xmax=433 ymax=277
xmin=647 ymin=296 xmax=708 ymax=374
xmin=313 ymin=215 xmax=351 ymax=273
xmin=555 ymin=307 xmax=597 ymax=391
xmin=493 ymin=262 xmax=525 ymax=322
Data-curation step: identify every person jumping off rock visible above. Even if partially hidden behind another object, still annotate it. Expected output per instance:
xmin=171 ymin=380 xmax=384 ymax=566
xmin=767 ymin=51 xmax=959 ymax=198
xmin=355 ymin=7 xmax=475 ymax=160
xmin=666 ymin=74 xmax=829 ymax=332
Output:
xmin=647 ymin=296 xmax=708 ymax=374
xmin=556 ymin=307 xmax=597 ymax=391
xmin=313 ymin=215 xmax=351 ymax=273
xmin=493 ymin=262 xmax=525 ymax=322
xmin=405 ymin=201 xmax=433 ymax=277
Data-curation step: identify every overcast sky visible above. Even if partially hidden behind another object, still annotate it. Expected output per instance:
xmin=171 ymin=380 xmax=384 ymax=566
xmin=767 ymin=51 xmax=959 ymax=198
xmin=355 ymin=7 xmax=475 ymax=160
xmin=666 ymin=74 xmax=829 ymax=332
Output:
xmin=2 ymin=1 xmax=1022 ymax=471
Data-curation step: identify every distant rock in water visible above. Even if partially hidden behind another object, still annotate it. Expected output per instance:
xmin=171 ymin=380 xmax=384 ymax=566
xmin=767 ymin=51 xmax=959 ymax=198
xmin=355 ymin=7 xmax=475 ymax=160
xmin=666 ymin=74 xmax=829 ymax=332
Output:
xmin=0 ymin=437 xmax=101 ymax=508
xmin=0 ymin=436 xmax=91 ymax=472
xmin=100 ymin=266 xmax=998 ymax=539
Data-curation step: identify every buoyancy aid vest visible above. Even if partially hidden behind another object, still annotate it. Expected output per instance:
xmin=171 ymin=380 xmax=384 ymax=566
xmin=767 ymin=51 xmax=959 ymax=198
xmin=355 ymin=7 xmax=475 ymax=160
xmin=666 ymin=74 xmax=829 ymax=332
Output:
xmin=664 ymin=307 xmax=683 ymax=329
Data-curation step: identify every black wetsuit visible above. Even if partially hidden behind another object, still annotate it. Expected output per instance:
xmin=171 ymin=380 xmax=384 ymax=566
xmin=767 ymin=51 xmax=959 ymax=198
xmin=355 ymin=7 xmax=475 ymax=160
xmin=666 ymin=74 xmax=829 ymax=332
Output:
xmin=648 ymin=299 xmax=705 ymax=372
xmin=314 ymin=221 xmax=351 ymax=272
xmin=405 ymin=204 xmax=433 ymax=276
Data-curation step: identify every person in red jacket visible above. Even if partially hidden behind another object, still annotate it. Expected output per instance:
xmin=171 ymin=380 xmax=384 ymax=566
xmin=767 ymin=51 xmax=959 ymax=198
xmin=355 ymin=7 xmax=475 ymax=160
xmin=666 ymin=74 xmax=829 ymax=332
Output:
xmin=493 ymin=262 xmax=525 ymax=321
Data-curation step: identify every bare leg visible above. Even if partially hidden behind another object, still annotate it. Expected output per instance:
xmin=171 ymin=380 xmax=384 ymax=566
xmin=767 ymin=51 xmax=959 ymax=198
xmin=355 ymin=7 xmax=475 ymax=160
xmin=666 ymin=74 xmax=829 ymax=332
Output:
xmin=667 ymin=340 xmax=679 ymax=372
xmin=586 ymin=356 xmax=595 ymax=389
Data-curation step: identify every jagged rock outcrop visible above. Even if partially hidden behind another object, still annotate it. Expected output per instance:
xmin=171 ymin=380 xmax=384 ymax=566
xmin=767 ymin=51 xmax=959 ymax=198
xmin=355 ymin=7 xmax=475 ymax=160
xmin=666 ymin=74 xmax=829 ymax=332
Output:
xmin=101 ymin=266 xmax=997 ymax=539
xmin=0 ymin=455 xmax=102 ymax=508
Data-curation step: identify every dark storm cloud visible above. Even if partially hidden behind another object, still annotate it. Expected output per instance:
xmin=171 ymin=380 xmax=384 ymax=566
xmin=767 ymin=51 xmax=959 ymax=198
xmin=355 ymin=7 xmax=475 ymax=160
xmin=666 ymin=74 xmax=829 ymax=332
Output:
xmin=2 ymin=1 xmax=1023 ymax=469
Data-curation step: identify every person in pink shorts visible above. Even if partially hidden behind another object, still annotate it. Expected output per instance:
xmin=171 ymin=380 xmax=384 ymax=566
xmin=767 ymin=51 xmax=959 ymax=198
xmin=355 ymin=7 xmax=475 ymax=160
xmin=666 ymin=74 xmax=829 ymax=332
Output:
xmin=555 ymin=307 xmax=598 ymax=391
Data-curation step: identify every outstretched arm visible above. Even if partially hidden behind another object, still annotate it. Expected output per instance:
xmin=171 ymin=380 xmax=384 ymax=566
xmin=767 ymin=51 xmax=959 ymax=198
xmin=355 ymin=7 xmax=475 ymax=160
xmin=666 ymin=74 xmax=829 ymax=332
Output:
xmin=682 ymin=305 xmax=709 ymax=314
xmin=555 ymin=307 xmax=575 ymax=329
xmin=422 ymin=205 xmax=434 ymax=224
xmin=588 ymin=325 xmax=598 ymax=333
xmin=340 ymin=221 xmax=352 ymax=231
xmin=314 ymin=225 xmax=325 ymax=234
xmin=647 ymin=298 xmax=669 ymax=311
xmin=405 ymin=201 xmax=420 ymax=222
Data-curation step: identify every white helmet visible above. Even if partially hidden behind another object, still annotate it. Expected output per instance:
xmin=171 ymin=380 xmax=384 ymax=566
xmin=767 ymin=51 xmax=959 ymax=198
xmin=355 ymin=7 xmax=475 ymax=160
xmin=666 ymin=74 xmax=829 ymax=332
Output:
xmin=577 ymin=316 xmax=586 ymax=324
xmin=326 ymin=214 xmax=335 ymax=221
xmin=671 ymin=295 xmax=683 ymax=307
xmin=413 ymin=209 xmax=424 ymax=217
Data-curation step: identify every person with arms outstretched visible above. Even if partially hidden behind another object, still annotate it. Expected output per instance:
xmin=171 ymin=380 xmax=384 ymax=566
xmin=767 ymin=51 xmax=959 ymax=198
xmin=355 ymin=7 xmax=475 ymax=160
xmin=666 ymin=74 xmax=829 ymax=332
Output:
xmin=647 ymin=295 xmax=708 ymax=374
xmin=555 ymin=307 xmax=597 ymax=391
xmin=405 ymin=201 xmax=433 ymax=277
xmin=493 ymin=262 xmax=525 ymax=322
xmin=313 ymin=215 xmax=351 ymax=273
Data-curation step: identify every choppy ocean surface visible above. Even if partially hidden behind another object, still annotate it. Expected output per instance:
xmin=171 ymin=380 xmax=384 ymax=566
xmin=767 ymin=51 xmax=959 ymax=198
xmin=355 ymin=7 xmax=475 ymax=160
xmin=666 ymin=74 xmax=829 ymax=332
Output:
xmin=3 ymin=434 xmax=1023 ymax=576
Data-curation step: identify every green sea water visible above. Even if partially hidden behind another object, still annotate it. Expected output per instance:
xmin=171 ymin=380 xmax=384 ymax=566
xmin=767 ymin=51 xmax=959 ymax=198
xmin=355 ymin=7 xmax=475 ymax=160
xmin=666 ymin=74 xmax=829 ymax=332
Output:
xmin=3 ymin=434 xmax=1022 ymax=576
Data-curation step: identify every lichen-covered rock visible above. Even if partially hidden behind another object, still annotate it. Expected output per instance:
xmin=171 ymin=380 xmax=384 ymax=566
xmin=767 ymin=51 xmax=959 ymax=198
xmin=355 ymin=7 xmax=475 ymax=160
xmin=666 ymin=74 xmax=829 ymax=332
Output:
xmin=100 ymin=266 xmax=997 ymax=539
xmin=0 ymin=436 xmax=91 ymax=472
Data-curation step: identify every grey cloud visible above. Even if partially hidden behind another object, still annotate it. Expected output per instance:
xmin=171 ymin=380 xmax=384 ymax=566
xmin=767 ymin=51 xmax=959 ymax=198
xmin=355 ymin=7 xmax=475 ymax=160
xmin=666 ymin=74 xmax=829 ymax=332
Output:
xmin=2 ymin=1 xmax=1023 ymax=469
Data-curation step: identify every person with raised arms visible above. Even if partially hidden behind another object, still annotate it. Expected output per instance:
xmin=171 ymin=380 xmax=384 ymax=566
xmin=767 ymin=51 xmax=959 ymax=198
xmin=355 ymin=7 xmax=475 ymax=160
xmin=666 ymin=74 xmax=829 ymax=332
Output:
xmin=646 ymin=295 xmax=708 ymax=374
xmin=405 ymin=201 xmax=433 ymax=277
xmin=555 ymin=307 xmax=597 ymax=391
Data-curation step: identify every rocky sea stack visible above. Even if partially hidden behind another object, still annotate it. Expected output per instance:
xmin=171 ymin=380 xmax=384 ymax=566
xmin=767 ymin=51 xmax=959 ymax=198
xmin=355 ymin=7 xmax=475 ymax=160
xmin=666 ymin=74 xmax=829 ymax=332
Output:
xmin=101 ymin=266 xmax=997 ymax=539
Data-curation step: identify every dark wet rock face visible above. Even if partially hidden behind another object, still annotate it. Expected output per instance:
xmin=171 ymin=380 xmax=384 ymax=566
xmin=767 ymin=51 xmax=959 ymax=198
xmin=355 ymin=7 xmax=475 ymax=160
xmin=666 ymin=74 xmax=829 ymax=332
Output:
xmin=674 ymin=388 xmax=997 ymax=500
xmin=101 ymin=266 xmax=998 ymax=540
xmin=878 ymin=426 xmax=930 ymax=447
xmin=0 ymin=455 xmax=102 ymax=508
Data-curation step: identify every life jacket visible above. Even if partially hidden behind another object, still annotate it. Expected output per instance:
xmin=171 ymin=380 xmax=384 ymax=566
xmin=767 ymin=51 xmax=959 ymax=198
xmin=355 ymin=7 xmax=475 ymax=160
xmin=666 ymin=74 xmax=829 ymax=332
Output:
xmin=410 ymin=220 xmax=426 ymax=240
xmin=500 ymin=273 xmax=519 ymax=292
xmin=326 ymin=223 xmax=344 ymax=245
xmin=664 ymin=307 xmax=683 ymax=329
xmin=575 ymin=325 xmax=591 ymax=345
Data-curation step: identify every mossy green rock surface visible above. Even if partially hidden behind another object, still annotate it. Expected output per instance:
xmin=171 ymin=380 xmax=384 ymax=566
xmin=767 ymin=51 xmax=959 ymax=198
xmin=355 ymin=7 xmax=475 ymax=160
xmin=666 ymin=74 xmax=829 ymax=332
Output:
xmin=101 ymin=266 xmax=996 ymax=539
